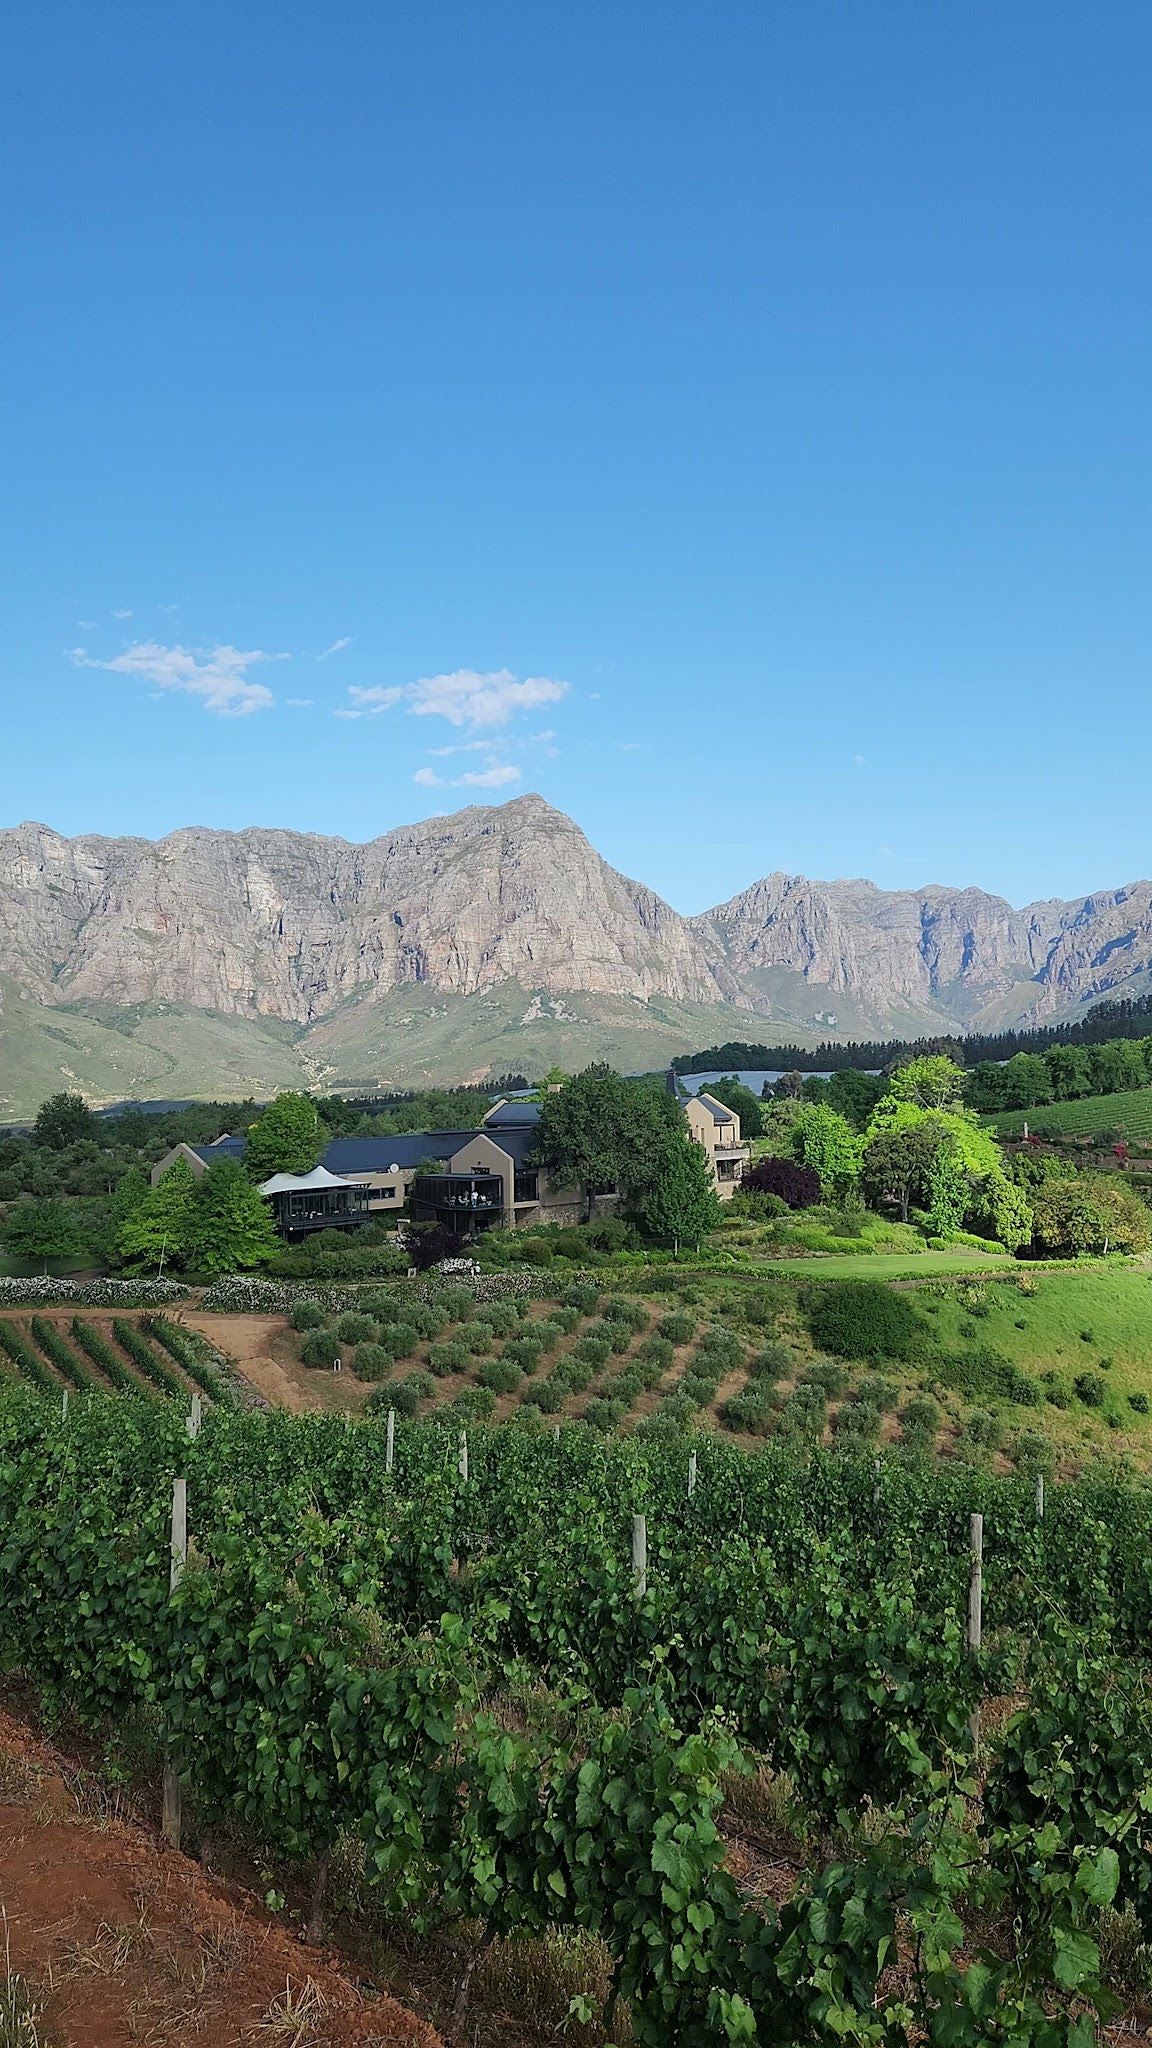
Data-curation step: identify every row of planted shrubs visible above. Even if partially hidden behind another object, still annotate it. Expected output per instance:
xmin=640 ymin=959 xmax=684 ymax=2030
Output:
xmin=292 ymin=1281 xmax=713 ymax=1425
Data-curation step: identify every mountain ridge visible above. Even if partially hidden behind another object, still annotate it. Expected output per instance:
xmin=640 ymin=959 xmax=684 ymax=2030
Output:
xmin=2 ymin=794 xmax=1151 ymax=1108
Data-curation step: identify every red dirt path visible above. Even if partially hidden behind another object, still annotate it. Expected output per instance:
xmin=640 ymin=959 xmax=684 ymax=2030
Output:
xmin=0 ymin=1707 xmax=440 ymax=2048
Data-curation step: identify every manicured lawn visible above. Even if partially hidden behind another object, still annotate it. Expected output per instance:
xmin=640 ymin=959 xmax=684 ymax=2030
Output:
xmin=748 ymin=1247 xmax=1017 ymax=1277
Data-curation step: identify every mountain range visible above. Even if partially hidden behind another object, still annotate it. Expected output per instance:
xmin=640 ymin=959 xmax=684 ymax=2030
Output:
xmin=2 ymin=793 xmax=1150 ymax=1112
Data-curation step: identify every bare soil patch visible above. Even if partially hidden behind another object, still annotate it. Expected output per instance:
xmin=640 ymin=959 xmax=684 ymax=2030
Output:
xmin=0 ymin=1706 xmax=440 ymax=2048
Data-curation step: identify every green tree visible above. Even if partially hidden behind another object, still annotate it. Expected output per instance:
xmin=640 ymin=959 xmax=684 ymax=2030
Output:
xmin=884 ymin=1056 xmax=967 ymax=1110
xmin=1000 ymin=1052 xmax=1052 ymax=1110
xmin=964 ymin=1061 xmax=1008 ymax=1113
xmin=1 ymin=1196 xmax=86 ymax=1266
xmin=860 ymin=1122 xmax=941 ymax=1223
xmin=1088 ymin=1039 xmax=1147 ymax=1096
xmin=790 ymin=1102 xmax=860 ymax=1197
xmin=772 ymin=1070 xmax=805 ymax=1099
xmin=117 ymin=1156 xmax=197 ymax=1271
xmin=532 ymin=1064 xmax=682 ymax=1216
xmin=700 ymin=1075 xmax=763 ymax=1138
xmin=1044 ymin=1044 xmax=1092 ymax=1102
xmin=244 ymin=1093 xmax=324 ymax=1182
xmin=532 ymin=1065 xmax=569 ymax=1099
xmin=980 ymin=1175 xmax=1033 ymax=1252
xmin=639 ymin=1133 xmax=722 ymax=1253
xmin=926 ymin=1142 xmax=969 ymax=1237
xmin=32 ymin=1092 xmax=95 ymax=1150
xmin=1031 ymin=1173 xmax=1151 ymax=1257
xmin=110 ymin=1165 xmax=151 ymax=1228
xmin=863 ymin=1099 xmax=1031 ymax=1248
xmin=803 ymin=1069 xmax=886 ymax=1129
xmin=187 ymin=1157 xmax=280 ymax=1274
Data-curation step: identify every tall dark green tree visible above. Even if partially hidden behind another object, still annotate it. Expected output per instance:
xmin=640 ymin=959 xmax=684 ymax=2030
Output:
xmin=32 ymin=1092 xmax=95 ymax=1150
xmin=532 ymin=1064 xmax=682 ymax=1216
xmin=186 ymin=1157 xmax=280 ymax=1274
xmin=244 ymin=1093 xmax=325 ymax=1182
xmin=1 ymin=1197 xmax=86 ymax=1267
xmin=639 ymin=1134 xmax=721 ymax=1253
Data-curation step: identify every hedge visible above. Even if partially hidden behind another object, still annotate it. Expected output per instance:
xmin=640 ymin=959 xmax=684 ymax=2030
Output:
xmin=0 ymin=1277 xmax=189 ymax=1308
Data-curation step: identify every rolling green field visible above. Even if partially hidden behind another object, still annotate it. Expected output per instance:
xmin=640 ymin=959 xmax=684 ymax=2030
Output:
xmin=988 ymin=1085 xmax=1152 ymax=1141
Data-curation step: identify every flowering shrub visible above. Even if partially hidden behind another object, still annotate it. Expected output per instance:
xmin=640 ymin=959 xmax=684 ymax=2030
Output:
xmin=0 ymin=1276 xmax=189 ymax=1308
xmin=199 ymin=1270 xmax=557 ymax=1315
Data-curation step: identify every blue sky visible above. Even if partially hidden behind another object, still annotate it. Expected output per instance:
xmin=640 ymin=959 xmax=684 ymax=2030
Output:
xmin=3 ymin=1 xmax=1150 ymax=913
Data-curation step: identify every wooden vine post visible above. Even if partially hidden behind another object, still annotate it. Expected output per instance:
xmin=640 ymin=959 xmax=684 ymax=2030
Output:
xmin=1035 ymin=1473 xmax=1045 ymax=1520
xmin=186 ymin=1392 xmax=202 ymax=1440
xmin=967 ymin=1511 xmax=983 ymax=1754
xmin=385 ymin=1407 xmax=395 ymax=1475
xmin=458 ymin=1431 xmax=469 ymax=1484
xmin=61 ymin=1388 xmax=69 ymax=1422
xmin=162 ymin=1477 xmax=187 ymax=1849
xmin=688 ymin=1449 xmax=697 ymax=1499
xmin=632 ymin=1513 xmax=648 ymax=1598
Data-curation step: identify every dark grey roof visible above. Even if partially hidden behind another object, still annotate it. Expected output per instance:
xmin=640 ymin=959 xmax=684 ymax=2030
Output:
xmin=696 ymin=1093 xmax=735 ymax=1124
xmin=324 ymin=1132 xmax=466 ymax=1173
xmin=189 ymin=1126 xmax=536 ymax=1176
xmin=483 ymin=1099 xmax=541 ymax=1129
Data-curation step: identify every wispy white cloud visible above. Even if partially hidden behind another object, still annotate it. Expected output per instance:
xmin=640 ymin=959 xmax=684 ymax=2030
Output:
xmin=73 ymin=640 xmax=287 ymax=717
xmin=318 ymin=635 xmax=353 ymax=660
xmin=852 ymin=754 xmax=866 ymax=766
xmin=112 ymin=608 xmax=133 ymax=619
xmin=286 ymin=696 xmax=314 ymax=707
xmin=339 ymin=668 xmax=568 ymax=730
xmin=414 ymin=761 xmax=522 ymax=790
xmin=335 ymin=685 xmax=404 ymax=720
xmin=77 ymin=618 xmax=96 ymax=630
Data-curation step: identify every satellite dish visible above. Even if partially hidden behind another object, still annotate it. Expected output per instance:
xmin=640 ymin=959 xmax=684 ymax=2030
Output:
xmin=389 ymin=1163 xmax=400 ymax=1173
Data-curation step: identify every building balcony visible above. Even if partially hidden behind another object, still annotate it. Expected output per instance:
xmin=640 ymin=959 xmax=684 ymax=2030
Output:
xmin=411 ymin=1172 xmax=507 ymax=1233
xmin=271 ymin=1190 xmax=370 ymax=1239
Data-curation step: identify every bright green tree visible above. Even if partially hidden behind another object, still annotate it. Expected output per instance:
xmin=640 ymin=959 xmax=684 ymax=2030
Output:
xmin=187 ymin=1157 xmax=280 ymax=1274
xmin=531 ymin=1065 xmax=569 ymax=1099
xmin=117 ymin=1156 xmax=197 ymax=1270
xmin=639 ymin=1134 xmax=722 ymax=1253
xmin=864 ymin=1098 xmax=1030 ymax=1249
xmin=1 ymin=1197 xmax=86 ymax=1266
xmin=790 ymin=1102 xmax=860 ymax=1197
xmin=884 ymin=1056 xmax=967 ymax=1110
xmin=244 ymin=1093 xmax=325 ymax=1182
xmin=32 ymin=1092 xmax=95 ymax=1150
xmin=981 ymin=1176 xmax=1034 ymax=1252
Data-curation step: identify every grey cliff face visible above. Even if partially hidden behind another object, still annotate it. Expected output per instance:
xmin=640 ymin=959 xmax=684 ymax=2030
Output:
xmin=0 ymin=797 xmax=726 ymax=1022
xmin=1 ymin=793 xmax=1150 ymax=1036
